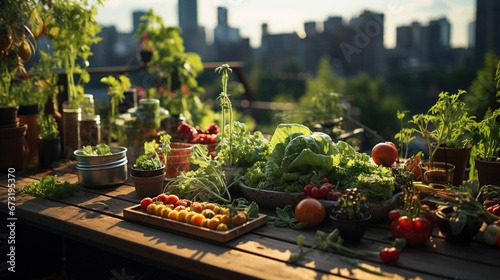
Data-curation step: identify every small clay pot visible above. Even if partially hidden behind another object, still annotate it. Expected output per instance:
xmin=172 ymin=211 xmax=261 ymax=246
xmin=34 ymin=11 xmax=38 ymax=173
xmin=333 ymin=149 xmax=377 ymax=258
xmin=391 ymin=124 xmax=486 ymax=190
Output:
xmin=131 ymin=173 xmax=166 ymax=197
xmin=435 ymin=210 xmax=483 ymax=243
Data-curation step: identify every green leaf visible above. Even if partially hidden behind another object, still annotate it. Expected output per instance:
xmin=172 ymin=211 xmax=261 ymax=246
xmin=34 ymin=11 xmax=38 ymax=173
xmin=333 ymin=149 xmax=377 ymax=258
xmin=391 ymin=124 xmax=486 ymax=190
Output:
xmin=270 ymin=124 xmax=312 ymax=146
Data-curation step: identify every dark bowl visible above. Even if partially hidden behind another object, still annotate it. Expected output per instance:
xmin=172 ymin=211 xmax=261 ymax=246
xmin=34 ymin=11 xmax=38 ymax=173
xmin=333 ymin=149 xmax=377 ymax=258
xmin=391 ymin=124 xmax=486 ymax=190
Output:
xmin=330 ymin=214 xmax=372 ymax=243
xmin=435 ymin=210 xmax=483 ymax=243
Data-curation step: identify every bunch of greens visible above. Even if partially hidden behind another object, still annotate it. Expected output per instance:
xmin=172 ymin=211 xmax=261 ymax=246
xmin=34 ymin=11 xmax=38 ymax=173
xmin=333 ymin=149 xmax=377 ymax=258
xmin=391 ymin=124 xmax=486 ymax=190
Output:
xmin=134 ymin=134 xmax=171 ymax=170
xmin=166 ymin=144 xmax=231 ymax=204
xmin=356 ymin=172 xmax=394 ymax=203
xmin=217 ymin=121 xmax=272 ymax=167
xmin=19 ymin=175 xmax=79 ymax=199
xmin=242 ymin=161 xmax=269 ymax=190
xmin=268 ymin=205 xmax=308 ymax=229
xmin=78 ymin=143 xmax=112 ymax=156
xmin=38 ymin=114 xmax=59 ymax=140
xmin=100 ymin=75 xmax=131 ymax=143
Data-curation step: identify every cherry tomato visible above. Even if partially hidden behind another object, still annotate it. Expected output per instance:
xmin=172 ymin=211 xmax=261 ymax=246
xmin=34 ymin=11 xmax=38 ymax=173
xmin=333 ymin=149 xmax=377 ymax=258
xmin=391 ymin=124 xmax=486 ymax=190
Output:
xmin=156 ymin=193 xmax=168 ymax=204
xmin=379 ymin=247 xmax=399 ymax=263
xmin=175 ymin=199 xmax=188 ymax=208
xmin=371 ymin=142 xmax=398 ymax=167
xmin=165 ymin=194 xmax=179 ymax=205
xmin=294 ymin=198 xmax=326 ymax=228
xmin=319 ymin=183 xmax=333 ymax=197
xmin=327 ymin=191 xmax=342 ymax=201
xmin=319 ymin=176 xmax=329 ymax=184
xmin=303 ymin=182 xmax=315 ymax=196
xmin=310 ymin=187 xmax=321 ymax=199
xmin=397 ymin=216 xmax=413 ymax=231
xmin=388 ymin=209 xmax=401 ymax=221
xmin=140 ymin=197 xmax=153 ymax=211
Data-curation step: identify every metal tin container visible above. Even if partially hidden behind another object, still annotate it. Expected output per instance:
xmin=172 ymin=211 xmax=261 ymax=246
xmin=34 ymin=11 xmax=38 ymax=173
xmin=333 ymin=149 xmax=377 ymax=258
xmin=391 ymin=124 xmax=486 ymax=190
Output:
xmin=74 ymin=146 xmax=128 ymax=188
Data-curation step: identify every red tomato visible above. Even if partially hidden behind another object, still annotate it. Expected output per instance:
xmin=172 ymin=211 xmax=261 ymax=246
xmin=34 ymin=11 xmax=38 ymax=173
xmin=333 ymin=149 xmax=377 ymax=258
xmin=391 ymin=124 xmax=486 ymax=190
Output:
xmin=392 ymin=216 xmax=433 ymax=247
xmin=310 ymin=187 xmax=321 ymax=199
xmin=156 ymin=194 xmax=168 ymax=204
xmin=303 ymin=182 xmax=315 ymax=196
xmin=175 ymin=199 xmax=188 ymax=208
xmin=327 ymin=191 xmax=343 ymax=201
xmin=294 ymin=198 xmax=326 ymax=228
xmin=165 ymin=194 xmax=179 ymax=205
xmin=319 ymin=176 xmax=329 ymax=184
xmin=386 ymin=141 xmax=397 ymax=150
xmin=140 ymin=197 xmax=153 ymax=211
xmin=379 ymin=247 xmax=399 ymax=263
xmin=371 ymin=142 xmax=398 ymax=167
xmin=319 ymin=183 xmax=333 ymax=197
xmin=388 ymin=209 xmax=401 ymax=221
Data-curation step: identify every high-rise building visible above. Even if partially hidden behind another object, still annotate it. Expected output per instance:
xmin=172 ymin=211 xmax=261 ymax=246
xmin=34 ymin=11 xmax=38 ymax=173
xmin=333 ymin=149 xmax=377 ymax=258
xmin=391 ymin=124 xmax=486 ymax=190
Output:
xmin=177 ymin=0 xmax=207 ymax=59
xmin=132 ymin=11 xmax=147 ymax=35
xmin=475 ymin=0 xmax=500 ymax=59
xmin=213 ymin=6 xmax=249 ymax=61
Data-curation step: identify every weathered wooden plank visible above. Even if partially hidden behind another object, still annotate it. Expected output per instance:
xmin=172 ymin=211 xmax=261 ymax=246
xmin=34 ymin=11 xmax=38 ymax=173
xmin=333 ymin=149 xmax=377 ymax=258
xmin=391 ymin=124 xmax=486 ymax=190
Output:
xmin=0 ymin=190 xmax=345 ymax=280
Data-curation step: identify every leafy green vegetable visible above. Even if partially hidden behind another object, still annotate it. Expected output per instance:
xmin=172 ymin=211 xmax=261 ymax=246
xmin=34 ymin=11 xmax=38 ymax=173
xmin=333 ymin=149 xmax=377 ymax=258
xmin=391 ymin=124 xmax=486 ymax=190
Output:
xmin=18 ymin=175 xmax=79 ymax=199
xmin=134 ymin=134 xmax=172 ymax=170
xmin=167 ymin=144 xmax=231 ymax=203
xmin=356 ymin=172 xmax=394 ymax=203
xmin=217 ymin=121 xmax=272 ymax=167
xmin=78 ymin=143 xmax=112 ymax=156
xmin=38 ymin=114 xmax=59 ymax=140
xmin=268 ymin=205 xmax=308 ymax=229
xmin=242 ymin=161 xmax=270 ymax=190
xmin=270 ymin=123 xmax=312 ymax=146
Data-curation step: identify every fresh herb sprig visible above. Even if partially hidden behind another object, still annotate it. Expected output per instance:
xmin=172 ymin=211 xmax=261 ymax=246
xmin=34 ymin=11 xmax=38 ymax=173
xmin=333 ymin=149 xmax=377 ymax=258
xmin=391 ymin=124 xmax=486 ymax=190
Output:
xmin=268 ymin=205 xmax=308 ymax=229
xmin=216 ymin=64 xmax=234 ymax=166
xmin=134 ymin=134 xmax=172 ymax=170
xmin=79 ymin=143 xmax=112 ymax=156
xmin=19 ymin=175 xmax=79 ymax=199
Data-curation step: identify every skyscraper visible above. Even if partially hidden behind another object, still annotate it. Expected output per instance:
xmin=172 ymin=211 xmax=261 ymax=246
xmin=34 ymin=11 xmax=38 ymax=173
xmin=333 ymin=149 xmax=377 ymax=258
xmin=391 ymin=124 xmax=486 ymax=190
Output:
xmin=475 ymin=0 xmax=500 ymax=59
xmin=177 ymin=0 xmax=206 ymax=58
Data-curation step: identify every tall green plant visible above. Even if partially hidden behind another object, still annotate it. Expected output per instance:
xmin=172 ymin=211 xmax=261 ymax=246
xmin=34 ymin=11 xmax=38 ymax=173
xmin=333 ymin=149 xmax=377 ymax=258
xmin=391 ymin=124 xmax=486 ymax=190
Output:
xmin=38 ymin=114 xmax=59 ymax=140
xmin=42 ymin=0 xmax=104 ymax=108
xmin=216 ymin=64 xmax=233 ymax=166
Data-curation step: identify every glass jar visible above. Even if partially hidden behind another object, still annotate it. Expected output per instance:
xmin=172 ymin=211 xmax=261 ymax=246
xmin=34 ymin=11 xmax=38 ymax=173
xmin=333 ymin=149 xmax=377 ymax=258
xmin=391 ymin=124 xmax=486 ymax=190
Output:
xmin=79 ymin=115 xmax=101 ymax=148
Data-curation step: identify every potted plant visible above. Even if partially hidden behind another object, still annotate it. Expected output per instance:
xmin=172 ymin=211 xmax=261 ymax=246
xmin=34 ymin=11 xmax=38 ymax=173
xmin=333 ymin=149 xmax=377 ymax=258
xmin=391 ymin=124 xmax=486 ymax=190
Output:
xmin=470 ymin=107 xmax=500 ymax=186
xmin=330 ymin=188 xmax=371 ymax=243
xmin=37 ymin=113 xmax=60 ymax=168
xmin=131 ymin=134 xmax=172 ymax=197
xmin=410 ymin=90 xmax=477 ymax=186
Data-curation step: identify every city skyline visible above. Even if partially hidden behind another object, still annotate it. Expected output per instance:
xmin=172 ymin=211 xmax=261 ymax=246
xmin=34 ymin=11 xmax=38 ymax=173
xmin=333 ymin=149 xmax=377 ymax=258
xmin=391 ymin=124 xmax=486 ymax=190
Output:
xmin=95 ymin=0 xmax=475 ymax=49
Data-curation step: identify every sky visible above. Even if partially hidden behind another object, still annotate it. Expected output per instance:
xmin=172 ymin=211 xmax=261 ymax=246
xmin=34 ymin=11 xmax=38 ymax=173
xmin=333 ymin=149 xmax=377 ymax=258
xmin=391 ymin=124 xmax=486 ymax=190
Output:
xmin=95 ymin=0 xmax=476 ymax=49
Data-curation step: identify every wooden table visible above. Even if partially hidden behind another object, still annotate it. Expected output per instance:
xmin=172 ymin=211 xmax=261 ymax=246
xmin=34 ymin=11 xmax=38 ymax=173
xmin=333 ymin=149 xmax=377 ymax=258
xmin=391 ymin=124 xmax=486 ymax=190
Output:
xmin=1 ymin=163 xmax=499 ymax=280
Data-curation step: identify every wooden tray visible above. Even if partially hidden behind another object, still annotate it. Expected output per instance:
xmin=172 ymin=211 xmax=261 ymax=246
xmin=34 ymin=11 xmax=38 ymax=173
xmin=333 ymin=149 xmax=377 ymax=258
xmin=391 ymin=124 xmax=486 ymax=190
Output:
xmin=123 ymin=205 xmax=268 ymax=243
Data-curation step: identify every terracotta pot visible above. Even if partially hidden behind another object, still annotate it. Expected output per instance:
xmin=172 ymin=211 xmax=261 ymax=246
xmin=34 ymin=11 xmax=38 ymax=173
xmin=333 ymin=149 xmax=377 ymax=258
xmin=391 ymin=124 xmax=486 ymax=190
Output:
xmin=19 ymin=104 xmax=40 ymax=162
xmin=330 ymin=214 xmax=371 ymax=243
xmin=0 ymin=124 xmax=27 ymax=170
xmin=474 ymin=158 xmax=500 ymax=187
xmin=131 ymin=173 xmax=166 ymax=197
xmin=166 ymin=142 xmax=193 ymax=178
xmin=421 ymin=162 xmax=455 ymax=185
xmin=432 ymin=144 xmax=471 ymax=186
xmin=38 ymin=136 xmax=61 ymax=169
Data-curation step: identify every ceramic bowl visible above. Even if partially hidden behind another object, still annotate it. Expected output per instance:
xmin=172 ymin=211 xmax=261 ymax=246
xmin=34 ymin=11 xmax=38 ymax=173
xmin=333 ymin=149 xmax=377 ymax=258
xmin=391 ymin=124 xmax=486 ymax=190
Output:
xmin=239 ymin=181 xmax=306 ymax=209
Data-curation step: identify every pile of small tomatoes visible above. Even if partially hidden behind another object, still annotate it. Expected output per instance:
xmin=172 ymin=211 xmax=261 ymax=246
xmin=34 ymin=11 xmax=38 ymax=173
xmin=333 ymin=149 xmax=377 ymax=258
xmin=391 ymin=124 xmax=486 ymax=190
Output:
xmin=303 ymin=176 xmax=343 ymax=201
xmin=140 ymin=194 xmax=248 ymax=231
